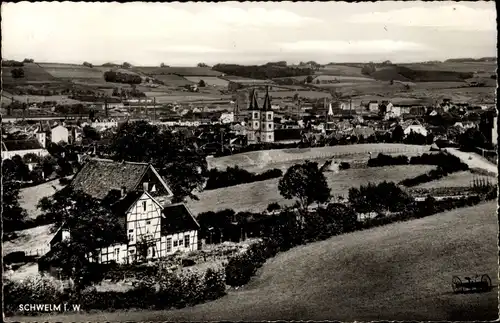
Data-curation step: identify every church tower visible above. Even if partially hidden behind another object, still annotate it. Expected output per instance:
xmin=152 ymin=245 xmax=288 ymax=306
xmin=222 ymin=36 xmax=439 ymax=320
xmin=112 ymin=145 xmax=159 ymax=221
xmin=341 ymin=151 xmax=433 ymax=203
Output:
xmin=247 ymin=89 xmax=261 ymax=143
xmin=260 ymin=86 xmax=274 ymax=143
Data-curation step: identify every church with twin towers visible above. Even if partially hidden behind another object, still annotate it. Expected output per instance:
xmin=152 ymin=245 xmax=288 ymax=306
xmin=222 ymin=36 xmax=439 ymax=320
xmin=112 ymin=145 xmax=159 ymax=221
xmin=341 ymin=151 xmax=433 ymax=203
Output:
xmin=246 ymin=86 xmax=275 ymax=144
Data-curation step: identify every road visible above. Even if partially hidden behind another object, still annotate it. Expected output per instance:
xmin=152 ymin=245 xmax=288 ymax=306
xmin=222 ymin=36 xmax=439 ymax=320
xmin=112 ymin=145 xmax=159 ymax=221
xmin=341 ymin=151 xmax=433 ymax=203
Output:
xmin=445 ymin=148 xmax=497 ymax=174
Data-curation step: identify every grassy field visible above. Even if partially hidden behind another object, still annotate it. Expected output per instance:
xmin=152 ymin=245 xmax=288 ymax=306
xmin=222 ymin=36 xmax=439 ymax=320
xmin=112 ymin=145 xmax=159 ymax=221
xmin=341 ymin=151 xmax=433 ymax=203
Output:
xmin=17 ymin=201 xmax=497 ymax=321
xmin=208 ymin=144 xmax=431 ymax=171
xmin=414 ymin=171 xmax=497 ymax=190
xmin=188 ymin=165 xmax=435 ymax=214
xmin=2 ymin=63 xmax=57 ymax=84
xmin=38 ymin=63 xmax=103 ymax=79
xmin=19 ymin=179 xmax=65 ymax=219
xmin=149 ymin=74 xmax=194 ymax=87
xmin=132 ymin=66 xmax=222 ymax=77
xmin=184 ymin=76 xmax=229 ymax=87
xmin=3 ymin=224 xmax=53 ymax=255
xmin=269 ymin=90 xmax=330 ymax=99
xmin=313 ymin=75 xmax=375 ymax=82
xmin=315 ymin=64 xmax=365 ymax=77
xmin=401 ymin=62 xmax=497 ymax=73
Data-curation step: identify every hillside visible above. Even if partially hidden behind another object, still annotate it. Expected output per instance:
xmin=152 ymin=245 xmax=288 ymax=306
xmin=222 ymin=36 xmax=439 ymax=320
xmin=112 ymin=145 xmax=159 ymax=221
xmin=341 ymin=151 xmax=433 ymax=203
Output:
xmin=17 ymin=201 xmax=497 ymax=321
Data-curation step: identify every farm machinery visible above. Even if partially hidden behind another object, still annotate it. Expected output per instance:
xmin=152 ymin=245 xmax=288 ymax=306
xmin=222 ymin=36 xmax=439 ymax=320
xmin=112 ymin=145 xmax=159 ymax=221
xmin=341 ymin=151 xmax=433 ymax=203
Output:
xmin=452 ymin=274 xmax=493 ymax=293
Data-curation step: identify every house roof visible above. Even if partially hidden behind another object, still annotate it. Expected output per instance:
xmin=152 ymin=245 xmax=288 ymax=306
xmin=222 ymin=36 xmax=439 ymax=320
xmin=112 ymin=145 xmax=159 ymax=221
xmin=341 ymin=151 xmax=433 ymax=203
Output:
xmin=70 ymin=158 xmax=163 ymax=200
xmin=248 ymin=89 xmax=260 ymax=111
xmin=161 ymin=203 xmax=200 ymax=235
xmin=2 ymin=139 xmax=43 ymax=151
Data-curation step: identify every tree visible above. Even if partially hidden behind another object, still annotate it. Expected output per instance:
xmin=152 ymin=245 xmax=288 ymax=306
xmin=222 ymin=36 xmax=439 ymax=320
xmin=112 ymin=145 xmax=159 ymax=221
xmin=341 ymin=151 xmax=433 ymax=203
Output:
xmin=82 ymin=125 xmax=101 ymax=141
xmin=83 ymin=61 xmax=93 ymax=68
xmin=198 ymin=79 xmax=206 ymax=87
xmin=109 ymin=121 xmax=207 ymax=202
xmin=2 ymin=159 xmax=28 ymax=232
xmin=160 ymin=63 xmax=168 ymax=68
xmin=392 ymin=125 xmax=404 ymax=143
xmin=11 ymin=68 xmax=25 ymax=79
xmin=38 ymin=188 xmax=126 ymax=291
xmin=23 ymin=58 xmax=34 ymax=63
xmin=459 ymin=128 xmax=487 ymax=151
xmin=122 ymin=62 xmax=132 ymax=68
xmin=278 ymin=161 xmax=330 ymax=216
xmin=42 ymin=155 xmax=58 ymax=178
xmin=361 ymin=62 xmax=376 ymax=75
xmin=305 ymin=75 xmax=314 ymax=83
xmin=267 ymin=202 xmax=281 ymax=213
xmin=197 ymin=63 xmax=209 ymax=68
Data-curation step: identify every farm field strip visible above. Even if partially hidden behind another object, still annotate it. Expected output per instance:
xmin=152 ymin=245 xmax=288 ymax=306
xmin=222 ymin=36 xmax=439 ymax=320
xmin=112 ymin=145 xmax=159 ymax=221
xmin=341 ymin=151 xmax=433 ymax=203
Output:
xmin=413 ymin=171 xmax=497 ymax=189
xmin=184 ymin=76 xmax=230 ymax=87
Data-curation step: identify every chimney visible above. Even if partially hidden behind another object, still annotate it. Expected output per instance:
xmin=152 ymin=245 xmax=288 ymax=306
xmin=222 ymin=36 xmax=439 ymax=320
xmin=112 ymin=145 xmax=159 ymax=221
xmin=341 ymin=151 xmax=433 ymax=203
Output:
xmin=120 ymin=186 xmax=127 ymax=197
xmin=143 ymin=182 xmax=149 ymax=192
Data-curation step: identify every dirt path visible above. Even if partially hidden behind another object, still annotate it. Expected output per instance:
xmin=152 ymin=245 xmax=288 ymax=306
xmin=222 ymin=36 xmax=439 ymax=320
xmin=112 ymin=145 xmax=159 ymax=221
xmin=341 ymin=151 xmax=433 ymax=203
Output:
xmin=445 ymin=148 xmax=497 ymax=174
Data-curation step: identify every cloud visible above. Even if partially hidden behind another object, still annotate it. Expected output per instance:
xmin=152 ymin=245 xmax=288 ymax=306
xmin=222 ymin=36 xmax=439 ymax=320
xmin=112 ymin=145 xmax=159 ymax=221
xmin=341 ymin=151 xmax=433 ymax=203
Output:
xmin=279 ymin=40 xmax=430 ymax=54
xmin=347 ymin=5 xmax=496 ymax=31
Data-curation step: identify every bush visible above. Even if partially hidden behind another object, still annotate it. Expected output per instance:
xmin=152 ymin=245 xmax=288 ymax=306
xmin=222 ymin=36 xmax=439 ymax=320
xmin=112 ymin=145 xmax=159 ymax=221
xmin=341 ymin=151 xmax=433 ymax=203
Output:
xmin=225 ymin=239 xmax=279 ymax=287
xmin=368 ymin=153 xmax=409 ymax=167
xmin=339 ymin=162 xmax=351 ymax=170
xmin=4 ymin=276 xmax=64 ymax=315
xmin=205 ymin=166 xmax=282 ymax=190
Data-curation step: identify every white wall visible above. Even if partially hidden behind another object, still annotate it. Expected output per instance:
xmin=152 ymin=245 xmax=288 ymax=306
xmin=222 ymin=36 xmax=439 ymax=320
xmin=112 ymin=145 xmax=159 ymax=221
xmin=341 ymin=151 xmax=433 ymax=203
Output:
xmin=1 ymin=149 xmax=49 ymax=160
xmin=493 ymin=116 xmax=498 ymax=145
xmin=51 ymin=126 xmax=69 ymax=144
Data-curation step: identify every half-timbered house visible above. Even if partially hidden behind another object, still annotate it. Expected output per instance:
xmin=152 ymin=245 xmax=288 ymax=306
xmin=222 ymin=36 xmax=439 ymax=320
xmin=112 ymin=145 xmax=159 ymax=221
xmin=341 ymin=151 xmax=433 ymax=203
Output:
xmin=47 ymin=158 xmax=200 ymax=265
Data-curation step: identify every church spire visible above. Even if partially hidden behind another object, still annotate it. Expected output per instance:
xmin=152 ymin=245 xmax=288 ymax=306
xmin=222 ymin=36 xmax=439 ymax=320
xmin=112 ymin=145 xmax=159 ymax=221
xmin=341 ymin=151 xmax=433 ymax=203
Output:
xmin=262 ymin=86 xmax=272 ymax=111
xmin=248 ymin=89 xmax=260 ymax=111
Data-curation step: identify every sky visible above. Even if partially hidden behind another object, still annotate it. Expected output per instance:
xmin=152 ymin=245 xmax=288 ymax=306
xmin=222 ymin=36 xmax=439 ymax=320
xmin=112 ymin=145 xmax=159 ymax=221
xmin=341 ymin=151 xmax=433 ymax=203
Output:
xmin=1 ymin=1 xmax=497 ymax=66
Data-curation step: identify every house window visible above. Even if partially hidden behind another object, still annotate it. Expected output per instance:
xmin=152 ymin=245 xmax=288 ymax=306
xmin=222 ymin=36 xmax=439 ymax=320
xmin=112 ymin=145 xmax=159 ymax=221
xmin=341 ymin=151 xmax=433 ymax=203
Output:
xmin=142 ymin=201 xmax=147 ymax=211
xmin=184 ymin=235 xmax=190 ymax=248
xmin=128 ymin=234 xmax=134 ymax=242
xmin=130 ymin=249 xmax=135 ymax=254
xmin=179 ymin=240 xmax=184 ymax=247
xmin=148 ymin=248 xmax=152 ymax=255
xmin=152 ymin=248 xmax=156 ymax=258
xmin=254 ymin=122 xmax=258 ymax=127
xmin=268 ymin=113 xmax=272 ymax=120
xmin=253 ymin=112 xmax=258 ymax=119
xmin=146 ymin=220 xmax=151 ymax=225
xmin=167 ymin=238 xmax=172 ymax=252
xmin=269 ymin=135 xmax=272 ymax=140
xmin=114 ymin=248 xmax=120 ymax=259
xmin=129 ymin=229 xmax=133 ymax=233
xmin=268 ymin=124 xmax=272 ymax=129
xmin=173 ymin=240 xmax=178 ymax=247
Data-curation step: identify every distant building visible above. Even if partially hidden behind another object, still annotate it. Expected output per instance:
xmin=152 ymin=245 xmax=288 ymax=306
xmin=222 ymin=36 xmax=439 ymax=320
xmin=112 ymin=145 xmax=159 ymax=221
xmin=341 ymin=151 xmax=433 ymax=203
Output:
xmin=247 ymin=87 xmax=274 ymax=143
xmin=51 ymin=125 xmax=69 ymax=144
xmin=219 ymin=112 xmax=234 ymax=124
xmin=403 ymin=121 xmax=428 ymax=137
xmin=1 ymin=139 xmax=49 ymax=159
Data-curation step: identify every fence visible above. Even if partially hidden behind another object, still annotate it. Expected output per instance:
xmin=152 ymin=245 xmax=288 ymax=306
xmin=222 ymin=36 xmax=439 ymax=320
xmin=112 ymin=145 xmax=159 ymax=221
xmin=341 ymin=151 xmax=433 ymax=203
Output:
xmin=470 ymin=176 xmax=496 ymax=188
xmin=24 ymin=246 xmax=50 ymax=257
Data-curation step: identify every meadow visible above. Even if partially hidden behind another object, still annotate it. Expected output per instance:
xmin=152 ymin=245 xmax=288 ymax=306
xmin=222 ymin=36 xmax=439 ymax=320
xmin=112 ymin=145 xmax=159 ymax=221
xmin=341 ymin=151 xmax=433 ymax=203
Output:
xmin=188 ymin=165 xmax=435 ymax=214
xmin=184 ymin=76 xmax=230 ymax=87
xmin=315 ymin=64 xmax=365 ymax=77
xmin=208 ymin=144 xmax=431 ymax=171
xmin=2 ymin=63 xmax=56 ymax=84
xmin=132 ymin=66 xmax=223 ymax=76
xmin=18 ymin=201 xmax=497 ymax=321
xmin=38 ymin=63 xmax=103 ymax=79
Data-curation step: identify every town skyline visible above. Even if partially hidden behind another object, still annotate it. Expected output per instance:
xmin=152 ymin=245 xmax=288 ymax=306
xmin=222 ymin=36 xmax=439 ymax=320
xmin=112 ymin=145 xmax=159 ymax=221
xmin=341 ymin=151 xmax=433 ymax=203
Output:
xmin=2 ymin=1 xmax=497 ymax=66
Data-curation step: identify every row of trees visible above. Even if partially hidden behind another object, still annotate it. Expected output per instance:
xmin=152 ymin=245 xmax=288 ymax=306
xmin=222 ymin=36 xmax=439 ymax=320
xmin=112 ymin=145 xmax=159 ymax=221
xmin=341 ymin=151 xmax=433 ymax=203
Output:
xmin=104 ymin=71 xmax=142 ymax=84
xmin=212 ymin=63 xmax=314 ymax=79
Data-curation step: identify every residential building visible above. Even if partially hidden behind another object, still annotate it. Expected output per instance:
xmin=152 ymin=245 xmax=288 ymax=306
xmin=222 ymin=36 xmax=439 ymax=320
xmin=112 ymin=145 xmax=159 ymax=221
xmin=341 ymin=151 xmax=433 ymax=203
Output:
xmin=47 ymin=158 xmax=200 ymax=265
xmin=247 ymin=87 xmax=274 ymax=143
xmin=403 ymin=120 xmax=428 ymax=137
xmin=1 ymin=139 xmax=50 ymax=159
